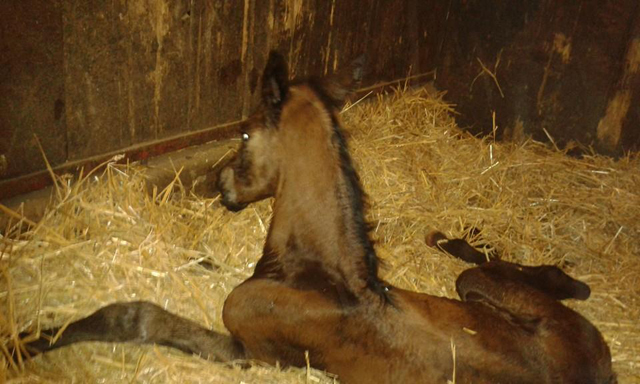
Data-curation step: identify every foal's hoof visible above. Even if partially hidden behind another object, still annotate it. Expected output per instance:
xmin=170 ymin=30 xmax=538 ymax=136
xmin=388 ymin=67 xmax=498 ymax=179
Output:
xmin=426 ymin=230 xmax=490 ymax=265
xmin=425 ymin=231 xmax=448 ymax=247
xmin=571 ymin=280 xmax=591 ymax=301
xmin=537 ymin=265 xmax=592 ymax=301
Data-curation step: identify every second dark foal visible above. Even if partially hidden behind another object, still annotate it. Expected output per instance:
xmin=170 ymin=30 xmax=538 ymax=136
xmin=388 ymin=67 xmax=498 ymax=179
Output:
xmin=11 ymin=52 xmax=615 ymax=384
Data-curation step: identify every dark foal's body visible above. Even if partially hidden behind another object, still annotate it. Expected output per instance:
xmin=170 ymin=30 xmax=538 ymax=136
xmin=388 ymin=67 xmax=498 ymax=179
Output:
xmin=11 ymin=52 xmax=615 ymax=384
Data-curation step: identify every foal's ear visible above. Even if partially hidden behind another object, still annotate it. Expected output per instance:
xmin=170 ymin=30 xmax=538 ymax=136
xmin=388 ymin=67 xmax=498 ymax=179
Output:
xmin=321 ymin=54 xmax=367 ymax=108
xmin=262 ymin=51 xmax=289 ymax=110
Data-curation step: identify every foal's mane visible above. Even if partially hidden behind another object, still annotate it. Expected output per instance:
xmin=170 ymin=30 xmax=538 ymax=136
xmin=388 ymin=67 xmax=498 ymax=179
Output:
xmin=302 ymin=78 xmax=391 ymax=303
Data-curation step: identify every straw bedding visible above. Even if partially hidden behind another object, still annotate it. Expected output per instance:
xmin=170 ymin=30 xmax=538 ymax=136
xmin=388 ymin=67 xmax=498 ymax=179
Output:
xmin=2 ymin=87 xmax=639 ymax=383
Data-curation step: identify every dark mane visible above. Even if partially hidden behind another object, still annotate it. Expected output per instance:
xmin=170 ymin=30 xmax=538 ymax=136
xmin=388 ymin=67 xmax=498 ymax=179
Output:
xmin=306 ymin=80 xmax=391 ymax=303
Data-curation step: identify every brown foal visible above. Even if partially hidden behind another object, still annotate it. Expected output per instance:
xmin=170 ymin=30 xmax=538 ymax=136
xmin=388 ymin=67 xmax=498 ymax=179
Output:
xmin=11 ymin=51 xmax=615 ymax=384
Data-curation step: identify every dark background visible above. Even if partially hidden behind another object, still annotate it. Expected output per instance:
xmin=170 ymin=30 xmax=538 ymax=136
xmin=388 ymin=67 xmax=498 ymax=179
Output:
xmin=1 ymin=0 xmax=639 ymax=198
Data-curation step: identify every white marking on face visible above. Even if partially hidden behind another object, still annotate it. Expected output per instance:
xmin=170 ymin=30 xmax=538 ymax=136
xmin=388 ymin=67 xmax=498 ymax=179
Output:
xmin=219 ymin=167 xmax=237 ymax=202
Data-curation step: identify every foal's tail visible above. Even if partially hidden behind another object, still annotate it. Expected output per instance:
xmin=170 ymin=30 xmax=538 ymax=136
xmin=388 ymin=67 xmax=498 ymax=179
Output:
xmin=425 ymin=229 xmax=499 ymax=265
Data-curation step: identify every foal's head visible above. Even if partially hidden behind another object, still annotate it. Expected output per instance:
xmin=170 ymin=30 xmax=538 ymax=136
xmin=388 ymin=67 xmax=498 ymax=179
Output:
xmin=217 ymin=51 xmax=363 ymax=211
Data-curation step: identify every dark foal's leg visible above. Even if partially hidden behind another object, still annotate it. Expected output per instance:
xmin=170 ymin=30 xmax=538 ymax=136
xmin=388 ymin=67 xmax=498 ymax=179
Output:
xmin=426 ymin=231 xmax=590 ymax=300
xmin=12 ymin=301 xmax=244 ymax=362
xmin=493 ymin=262 xmax=590 ymax=300
xmin=455 ymin=266 xmax=559 ymax=328
xmin=425 ymin=231 xmax=498 ymax=264
xmin=455 ymin=261 xmax=591 ymax=325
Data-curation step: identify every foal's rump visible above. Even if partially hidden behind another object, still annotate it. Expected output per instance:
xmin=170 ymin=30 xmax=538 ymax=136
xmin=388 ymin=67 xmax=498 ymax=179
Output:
xmin=396 ymin=286 xmax=614 ymax=384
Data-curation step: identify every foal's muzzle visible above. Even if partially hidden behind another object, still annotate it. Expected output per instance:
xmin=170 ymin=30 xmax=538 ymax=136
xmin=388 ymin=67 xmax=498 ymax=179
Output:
xmin=216 ymin=167 xmax=249 ymax=212
xmin=220 ymin=197 xmax=249 ymax=212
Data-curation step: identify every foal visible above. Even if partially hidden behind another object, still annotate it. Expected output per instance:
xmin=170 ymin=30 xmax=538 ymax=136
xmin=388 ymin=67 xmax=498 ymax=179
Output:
xmin=11 ymin=52 xmax=615 ymax=384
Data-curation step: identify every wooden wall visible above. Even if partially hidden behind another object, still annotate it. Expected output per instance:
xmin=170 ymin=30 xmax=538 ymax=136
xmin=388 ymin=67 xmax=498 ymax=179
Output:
xmin=437 ymin=0 xmax=640 ymax=156
xmin=0 ymin=1 xmax=443 ymax=185
xmin=1 ymin=0 xmax=639 ymax=200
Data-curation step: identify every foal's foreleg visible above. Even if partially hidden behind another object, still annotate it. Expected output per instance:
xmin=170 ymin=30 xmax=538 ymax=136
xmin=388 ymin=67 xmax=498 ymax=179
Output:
xmin=14 ymin=301 xmax=244 ymax=362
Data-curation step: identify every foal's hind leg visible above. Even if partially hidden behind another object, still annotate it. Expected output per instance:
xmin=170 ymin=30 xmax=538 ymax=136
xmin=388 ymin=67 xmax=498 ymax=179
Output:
xmin=494 ymin=261 xmax=590 ymax=300
xmin=458 ymin=264 xmax=617 ymax=384
xmin=457 ymin=260 xmax=590 ymax=301
xmin=426 ymin=231 xmax=494 ymax=264
xmin=427 ymin=231 xmax=590 ymax=300
xmin=222 ymin=278 xmax=344 ymax=368
xmin=455 ymin=265 xmax=562 ymax=324
xmin=12 ymin=301 xmax=244 ymax=362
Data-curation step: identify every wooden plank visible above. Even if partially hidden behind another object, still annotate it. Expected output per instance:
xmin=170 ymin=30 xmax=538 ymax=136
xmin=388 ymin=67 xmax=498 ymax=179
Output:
xmin=325 ymin=0 xmax=371 ymax=75
xmin=367 ymin=1 xmax=418 ymax=81
xmin=435 ymin=0 xmax=543 ymax=139
xmin=599 ymin=3 xmax=640 ymax=153
xmin=63 ymin=0 xmax=130 ymax=160
xmin=363 ymin=1 xmax=441 ymax=82
xmin=0 ymin=120 xmax=242 ymax=201
xmin=187 ymin=0 xmax=246 ymax=131
xmin=120 ymin=2 xmax=158 ymax=148
xmin=1 ymin=138 xmax=238 ymax=233
xmin=243 ymin=0 xmax=271 ymax=114
xmin=548 ymin=0 xmax=636 ymax=152
xmin=213 ymin=1 xmax=246 ymax=125
xmin=0 ymin=0 xmax=66 ymax=179
xmin=435 ymin=0 xmax=639 ymax=154
xmin=152 ymin=0 xmax=194 ymax=138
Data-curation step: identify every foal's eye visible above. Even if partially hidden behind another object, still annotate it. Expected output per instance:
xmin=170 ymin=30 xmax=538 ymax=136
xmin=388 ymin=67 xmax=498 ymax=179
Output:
xmin=241 ymin=133 xmax=250 ymax=142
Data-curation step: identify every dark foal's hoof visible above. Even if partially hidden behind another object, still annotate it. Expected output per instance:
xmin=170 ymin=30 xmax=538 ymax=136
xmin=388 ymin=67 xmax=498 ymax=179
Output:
xmin=425 ymin=230 xmax=490 ymax=265
xmin=536 ymin=265 xmax=592 ymax=301
xmin=425 ymin=231 xmax=447 ymax=247
xmin=571 ymin=280 xmax=591 ymax=300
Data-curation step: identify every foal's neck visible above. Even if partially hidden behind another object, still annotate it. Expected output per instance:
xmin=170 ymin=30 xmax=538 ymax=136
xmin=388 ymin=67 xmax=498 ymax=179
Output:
xmin=266 ymin=170 xmax=376 ymax=301
xmin=259 ymin=96 xmax=383 ymax=302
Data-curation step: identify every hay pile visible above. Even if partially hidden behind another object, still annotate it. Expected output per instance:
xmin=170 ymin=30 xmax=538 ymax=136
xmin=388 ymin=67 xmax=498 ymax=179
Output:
xmin=2 ymin=87 xmax=639 ymax=383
